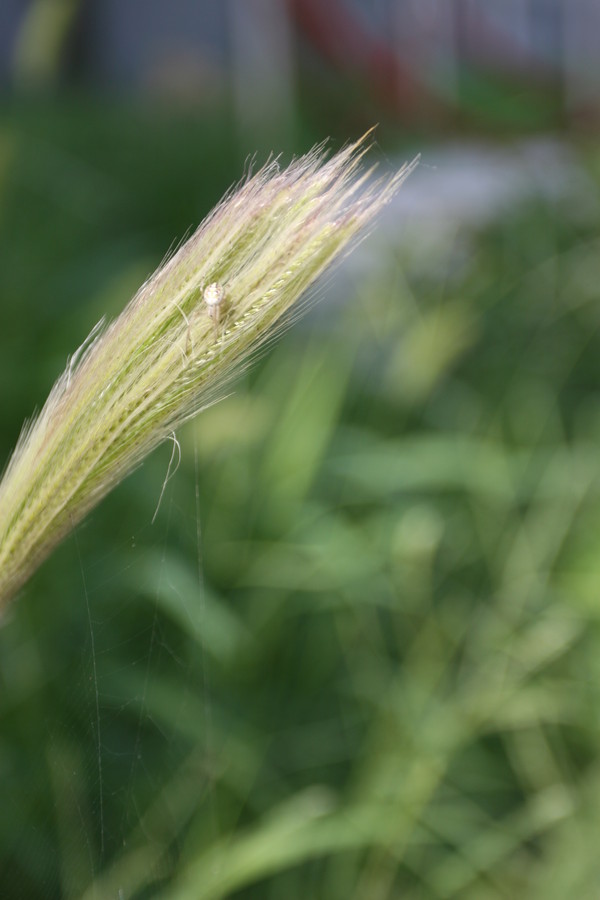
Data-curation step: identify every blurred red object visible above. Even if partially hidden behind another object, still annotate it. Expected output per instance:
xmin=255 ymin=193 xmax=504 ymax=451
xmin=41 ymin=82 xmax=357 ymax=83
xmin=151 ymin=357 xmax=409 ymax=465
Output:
xmin=288 ymin=0 xmax=425 ymax=116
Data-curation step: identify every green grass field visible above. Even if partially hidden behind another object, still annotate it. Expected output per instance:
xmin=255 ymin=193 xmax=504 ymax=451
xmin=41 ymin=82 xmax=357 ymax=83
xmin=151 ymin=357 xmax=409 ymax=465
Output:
xmin=1 ymin=102 xmax=600 ymax=899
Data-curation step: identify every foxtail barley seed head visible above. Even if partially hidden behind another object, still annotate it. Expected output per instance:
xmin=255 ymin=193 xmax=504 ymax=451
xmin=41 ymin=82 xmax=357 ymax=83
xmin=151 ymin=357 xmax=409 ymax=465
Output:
xmin=0 ymin=133 xmax=417 ymax=608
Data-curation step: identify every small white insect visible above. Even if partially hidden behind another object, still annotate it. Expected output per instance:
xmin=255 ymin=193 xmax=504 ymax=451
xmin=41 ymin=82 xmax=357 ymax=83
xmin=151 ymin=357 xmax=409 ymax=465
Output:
xmin=203 ymin=281 xmax=225 ymax=324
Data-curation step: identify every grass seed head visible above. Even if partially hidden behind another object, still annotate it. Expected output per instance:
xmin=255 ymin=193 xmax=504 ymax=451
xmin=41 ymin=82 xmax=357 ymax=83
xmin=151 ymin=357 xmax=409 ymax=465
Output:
xmin=0 ymin=132 xmax=418 ymax=608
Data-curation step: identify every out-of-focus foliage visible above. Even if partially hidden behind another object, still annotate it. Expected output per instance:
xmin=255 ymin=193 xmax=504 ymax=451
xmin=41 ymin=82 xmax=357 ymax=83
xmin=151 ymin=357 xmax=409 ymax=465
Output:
xmin=1 ymin=102 xmax=600 ymax=899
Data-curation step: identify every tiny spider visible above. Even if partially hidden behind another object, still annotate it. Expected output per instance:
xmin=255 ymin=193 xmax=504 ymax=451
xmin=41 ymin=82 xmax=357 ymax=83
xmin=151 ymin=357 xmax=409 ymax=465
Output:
xmin=203 ymin=282 xmax=225 ymax=325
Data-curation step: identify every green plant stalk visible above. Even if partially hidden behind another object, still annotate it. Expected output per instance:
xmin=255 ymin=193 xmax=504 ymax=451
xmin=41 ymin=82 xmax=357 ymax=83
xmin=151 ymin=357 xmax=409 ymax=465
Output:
xmin=0 ymin=134 xmax=416 ymax=609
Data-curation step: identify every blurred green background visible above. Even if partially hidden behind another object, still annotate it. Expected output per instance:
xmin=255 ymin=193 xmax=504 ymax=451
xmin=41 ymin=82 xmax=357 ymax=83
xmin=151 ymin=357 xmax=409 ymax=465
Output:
xmin=2 ymin=2 xmax=600 ymax=899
